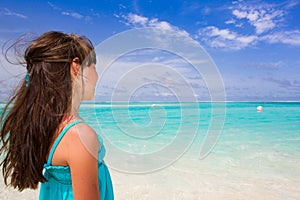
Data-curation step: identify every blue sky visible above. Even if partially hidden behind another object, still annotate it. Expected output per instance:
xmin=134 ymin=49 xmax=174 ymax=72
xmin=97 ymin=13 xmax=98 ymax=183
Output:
xmin=0 ymin=0 xmax=300 ymax=101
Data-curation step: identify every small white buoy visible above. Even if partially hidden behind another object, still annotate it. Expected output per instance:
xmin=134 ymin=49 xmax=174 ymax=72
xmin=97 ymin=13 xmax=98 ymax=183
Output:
xmin=257 ymin=105 xmax=263 ymax=112
xmin=152 ymin=104 xmax=156 ymax=108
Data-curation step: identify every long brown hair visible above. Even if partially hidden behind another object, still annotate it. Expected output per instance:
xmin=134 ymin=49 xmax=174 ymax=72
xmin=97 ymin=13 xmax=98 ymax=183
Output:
xmin=0 ymin=31 xmax=96 ymax=191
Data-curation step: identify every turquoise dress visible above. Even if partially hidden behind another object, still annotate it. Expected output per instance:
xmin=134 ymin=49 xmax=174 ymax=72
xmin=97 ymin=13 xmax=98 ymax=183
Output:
xmin=39 ymin=121 xmax=114 ymax=200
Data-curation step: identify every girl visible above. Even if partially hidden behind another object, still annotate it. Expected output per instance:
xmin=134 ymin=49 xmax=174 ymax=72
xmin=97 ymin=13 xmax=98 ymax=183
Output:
xmin=0 ymin=31 xmax=114 ymax=200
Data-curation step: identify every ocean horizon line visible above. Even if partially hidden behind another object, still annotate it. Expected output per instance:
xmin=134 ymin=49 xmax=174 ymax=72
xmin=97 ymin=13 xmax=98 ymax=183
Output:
xmin=81 ymin=101 xmax=300 ymax=103
xmin=1 ymin=101 xmax=300 ymax=105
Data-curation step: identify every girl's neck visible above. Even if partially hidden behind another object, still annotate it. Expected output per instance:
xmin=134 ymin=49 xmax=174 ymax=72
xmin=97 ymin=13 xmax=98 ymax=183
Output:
xmin=62 ymin=103 xmax=82 ymax=124
xmin=71 ymin=93 xmax=81 ymax=119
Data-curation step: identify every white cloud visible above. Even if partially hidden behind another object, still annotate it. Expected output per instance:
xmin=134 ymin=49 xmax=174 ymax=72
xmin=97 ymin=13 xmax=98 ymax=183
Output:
xmin=249 ymin=60 xmax=285 ymax=70
xmin=47 ymin=2 xmax=60 ymax=11
xmin=232 ymin=4 xmax=284 ymax=34
xmin=117 ymin=13 xmax=200 ymax=51
xmin=61 ymin=11 xmax=83 ymax=19
xmin=237 ymin=35 xmax=257 ymax=44
xmin=211 ymin=27 xmax=236 ymax=40
xmin=198 ymin=26 xmax=257 ymax=50
xmin=151 ymin=20 xmax=172 ymax=31
xmin=232 ymin=2 xmax=288 ymax=34
xmin=232 ymin=9 xmax=247 ymax=19
xmin=261 ymin=30 xmax=300 ymax=46
xmin=0 ymin=8 xmax=27 ymax=19
xmin=225 ymin=19 xmax=236 ymax=25
xmin=198 ymin=1 xmax=300 ymax=50
xmin=127 ymin=13 xmax=148 ymax=26
xmin=48 ymin=1 xmax=93 ymax=22
xmin=247 ymin=10 xmax=259 ymax=21
xmin=122 ymin=13 xmax=190 ymax=38
xmin=254 ymin=10 xmax=283 ymax=34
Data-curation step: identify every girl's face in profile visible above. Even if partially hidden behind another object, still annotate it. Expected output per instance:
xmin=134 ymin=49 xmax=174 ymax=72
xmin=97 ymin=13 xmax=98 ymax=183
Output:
xmin=82 ymin=63 xmax=98 ymax=100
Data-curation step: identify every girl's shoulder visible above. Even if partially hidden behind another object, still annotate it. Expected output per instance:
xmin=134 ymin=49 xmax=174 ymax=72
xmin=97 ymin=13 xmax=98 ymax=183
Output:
xmin=50 ymin=120 xmax=100 ymax=166
xmin=64 ymin=121 xmax=100 ymax=157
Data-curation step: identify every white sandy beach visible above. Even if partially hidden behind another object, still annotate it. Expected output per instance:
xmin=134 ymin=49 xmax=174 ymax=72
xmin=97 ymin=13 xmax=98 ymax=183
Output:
xmin=1 ymin=153 xmax=300 ymax=200
xmin=0 ymin=175 xmax=38 ymax=200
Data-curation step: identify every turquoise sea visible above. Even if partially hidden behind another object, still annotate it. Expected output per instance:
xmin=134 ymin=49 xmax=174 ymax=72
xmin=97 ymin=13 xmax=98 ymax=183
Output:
xmin=1 ymin=102 xmax=300 ymax=199
xmin=78 ymin=102 xmax=300 ymax=199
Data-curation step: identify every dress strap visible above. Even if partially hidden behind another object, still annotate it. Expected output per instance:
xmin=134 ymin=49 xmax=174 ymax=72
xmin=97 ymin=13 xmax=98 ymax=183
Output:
xmin=46 ymin=120 xmax=84 ymax=165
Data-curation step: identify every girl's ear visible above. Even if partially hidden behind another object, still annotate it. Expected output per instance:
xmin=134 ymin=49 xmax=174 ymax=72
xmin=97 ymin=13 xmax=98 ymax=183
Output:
xmin=71 ymin=57 xmax=80 ymax=76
